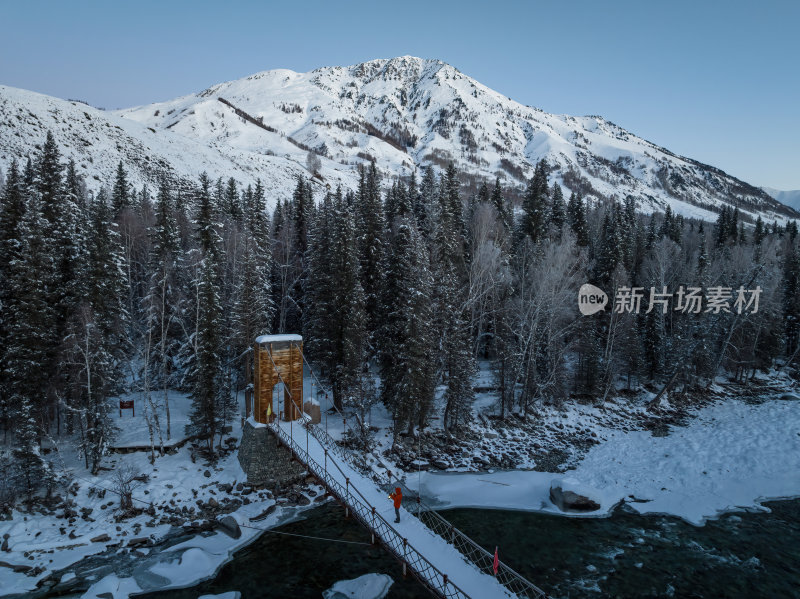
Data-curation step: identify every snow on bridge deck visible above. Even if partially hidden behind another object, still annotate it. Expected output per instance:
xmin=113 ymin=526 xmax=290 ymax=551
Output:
xmin=271 ymin=418 xmax=518 ymax=599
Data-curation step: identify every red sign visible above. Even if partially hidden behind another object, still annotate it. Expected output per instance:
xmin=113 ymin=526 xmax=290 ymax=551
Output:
xmin=119 ymin=399 xmax=135 ymax=416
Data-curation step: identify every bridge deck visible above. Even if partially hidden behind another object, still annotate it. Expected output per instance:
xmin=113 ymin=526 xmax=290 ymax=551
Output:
xmin=270 ymin=419 xmax=517 ymax=599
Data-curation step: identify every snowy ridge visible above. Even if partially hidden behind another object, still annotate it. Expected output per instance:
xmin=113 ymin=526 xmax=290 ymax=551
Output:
xmin=2 ymin=57 xmax=797 ymax=223
xmin=0 ymin=84 xmax=356 ymax=203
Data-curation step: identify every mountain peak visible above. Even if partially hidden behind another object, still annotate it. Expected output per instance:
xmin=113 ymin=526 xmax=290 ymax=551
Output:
xmin=346 ymin=55 xmax=449 ymax=83
xmin=0 ymin=59 xmax=797 ymax=223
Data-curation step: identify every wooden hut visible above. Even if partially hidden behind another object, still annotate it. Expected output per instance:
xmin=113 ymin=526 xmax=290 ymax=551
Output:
xmin=253 ymin=334 xmax=304 ymax=423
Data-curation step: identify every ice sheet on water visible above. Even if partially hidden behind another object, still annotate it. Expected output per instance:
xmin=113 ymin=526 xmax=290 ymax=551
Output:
xmin=322 ymin=573 xmax=394 ymax=599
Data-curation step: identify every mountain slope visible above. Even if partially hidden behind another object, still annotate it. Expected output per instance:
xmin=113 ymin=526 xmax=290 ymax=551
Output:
xmin=763 ymin=187 xmax=800 ymax=212
xmin=0 ymin=84 xmax=356 ymax=200
xmin=1 ymin=56 xmax=797 ymax=223
xmin=114 ymin=56 xmax=797 ymax=223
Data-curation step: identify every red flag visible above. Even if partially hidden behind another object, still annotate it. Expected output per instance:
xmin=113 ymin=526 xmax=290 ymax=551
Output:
xmin=493 ymin=546 xmax=499 ymax=575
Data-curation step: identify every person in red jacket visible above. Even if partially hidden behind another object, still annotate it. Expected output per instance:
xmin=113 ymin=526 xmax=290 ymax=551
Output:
xmin=389 ymin=487 xmax=402 ymax=523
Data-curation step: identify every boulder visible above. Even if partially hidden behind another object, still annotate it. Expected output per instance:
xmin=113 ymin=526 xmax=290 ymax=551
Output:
xmin=90 ymin=534 xmax=111 ymax=543
xmin=0 ymin=560 xmax=32 ymax=573
xmin=215 ymin=515 xmax=242 ymax=539
xmin=303 ymin=400 xmax=321 ymax=424
xmin=549 ymin=478 xmax=601 ymax=512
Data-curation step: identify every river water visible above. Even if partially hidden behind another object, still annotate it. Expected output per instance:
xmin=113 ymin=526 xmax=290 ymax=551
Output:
xmin=139 ymin=498 xmax=800 ymax=599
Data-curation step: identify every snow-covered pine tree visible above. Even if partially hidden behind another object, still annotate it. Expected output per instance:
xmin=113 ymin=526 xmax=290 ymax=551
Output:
xmin=329 ymin=190 xmax=367 ymax=411
xmin=226 ymin=177 xmax=239 ymax=220
xmin=520 ymin=159 xmax=550 ymax=244
xmin=144 ymin=176 xmax=185 ymax=439
xmin=566 ymin=192 xmax=590 ymax=247
xmin=416 ymin=165 xmax=437 ymax=240
xmin=60 ymin=189 xmax=127 ymax=472
xmin=550 ymin=182 xmax=566 ymax=237
xmin=783 ymin=238 xmax=800 ymax=357
xmin=186 ymin=173 xmax=228 ymax=454
xmin=0 ymin=160 xmax=26 ymax=438
xmin=490 ymin=176 xmax=510 ymax=231
xmin=12 ymin=394 xmax=47 ymax=499
xmin=355 ymin=163 xmax=385 ymax=348
xmin=3 ymin=185 xmax=54 ymax=487
xmin=592 ymin=206 xmax=624 ymax=286
xmin=305 ymin=191 xmax=336 ymax=373
xmin=111 ymin=160 xmax=131 ymax=217
xmin=85 ymin=189 xmax=129 ymax=370
xmin=234 ymin=179 xmax=273 ymax=418
xmin=378 ymin=218 xmax=436 ymax=437
xmin=431 ymin=166 xmax=475 ymax=433
xmin=306 ymin=188 xmax=368 ymax=410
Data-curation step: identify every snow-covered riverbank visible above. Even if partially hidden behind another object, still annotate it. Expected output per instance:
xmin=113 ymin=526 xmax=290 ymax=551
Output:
xmin=406 ymin=395 xmax=800 ymax=525
xmin=0 ymin=394 xmax=325 ymax=598
xmin=2 ymin=381 xmax=798 ymax=597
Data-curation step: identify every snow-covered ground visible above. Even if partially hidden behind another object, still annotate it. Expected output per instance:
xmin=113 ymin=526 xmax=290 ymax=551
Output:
xmin=1 ymin=366 xmax=797 ymax=597
xmin=107 ymin=390 xmax=193 ymax=449
xmin=406 ymin=394 xmax=800 ymax=526
xmin=0 ymin=394 xmax=325 ymax=598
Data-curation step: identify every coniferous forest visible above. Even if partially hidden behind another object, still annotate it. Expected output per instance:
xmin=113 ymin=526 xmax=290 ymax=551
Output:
xmin=0 ymin=130 xmax=799 ymax=503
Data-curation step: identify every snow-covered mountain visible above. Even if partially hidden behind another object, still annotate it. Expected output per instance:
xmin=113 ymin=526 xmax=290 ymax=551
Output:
xmin=0 ymin=84 xmax=356 ymax=199
xmin=763 ymin=187 xmax=800 ymax=212
xmin=1 ymin=56 xmax=797 ymax=222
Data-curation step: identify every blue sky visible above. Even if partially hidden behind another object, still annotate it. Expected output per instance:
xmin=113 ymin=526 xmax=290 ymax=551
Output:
xmin=1 ymin=0 xmax=798 ymax=189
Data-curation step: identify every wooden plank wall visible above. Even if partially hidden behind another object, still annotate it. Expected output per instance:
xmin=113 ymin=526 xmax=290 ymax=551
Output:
xmin=254 ymin=341 xmax=304 ymax=423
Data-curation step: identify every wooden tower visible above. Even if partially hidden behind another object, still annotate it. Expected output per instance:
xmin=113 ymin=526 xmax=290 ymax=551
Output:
xmin=253 ymin=334 xmax=304 ymax=423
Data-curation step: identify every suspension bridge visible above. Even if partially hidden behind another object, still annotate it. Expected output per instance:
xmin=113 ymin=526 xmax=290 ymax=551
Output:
xmin=251 ymin=334 xmax=548 ymax=599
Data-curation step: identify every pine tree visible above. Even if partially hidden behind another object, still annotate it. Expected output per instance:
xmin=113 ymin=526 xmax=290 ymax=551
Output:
xmin=593 ymin=208 xmax=623 ymax=286
xmin=224 ymin=177 xmax=239 ymax=221
xmin=783 ymin=241 xmax=800 ymax=357
xmin=715 ymin=206 xmax=729 ymax=247
xmin=0 ymin=160 xmax=26 ymax=437
xmin=234 ymin=179 xmax=273 ymax=419
xmin=186 ymin=173 xmax=228 ymax=453
xmin=12 ymin=395 xmax=47 ymax=499
xmin=62 ymin=188 xmax=128 ymax=471
xmin=0 ymin=160 xmax=26 ymax=357
xmin=144 ymin=176 xmax=185 ymax=439
xmin=305 ymin=192 xmax=336 ymax=370
xmin=490 ymin=176 xmax=510 ymax=230
xmin=417 ymin=166 xmax=437 ymax=239
xmin=85 ymin=189 xmax=128 ymax=365
xmin=521 ymin=160 xmax=550 ymax=244
xmin=3 ymin=187 xmax=54 ymax=479
xmin=355 ymin=163 xmax=385 ymax=347
xmin=328 ymin=192 xmax=367 ymax=410
xmin=566 ymin=192 xmax=589 ymax=247
xmin=550 ymin=183 xmax=566 ymax=235
xmin=753 ymin=216 xmax=766 ymax=247
xmin=378 ymin=219 xmax=436 ymax=437
xmin=187 ymin=255 xmax=225 ymax=453
xmin=111 ymin=161 xmax=131 ymax=217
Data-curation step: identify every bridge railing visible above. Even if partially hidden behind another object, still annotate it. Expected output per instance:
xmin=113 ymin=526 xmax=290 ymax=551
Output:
xmin=292 ymin=382 xmax=548 ymax=598
xmin=269 ymin=421 xmax=474 ymax=599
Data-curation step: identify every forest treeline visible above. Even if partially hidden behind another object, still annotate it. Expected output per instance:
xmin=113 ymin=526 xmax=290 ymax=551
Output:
xmin=1 ymin=132 xmax=799 ymax=498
